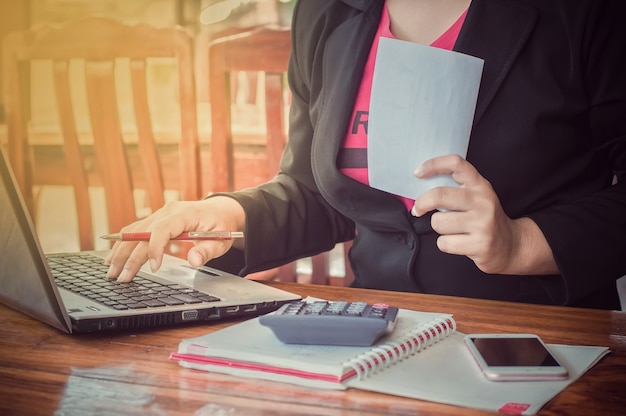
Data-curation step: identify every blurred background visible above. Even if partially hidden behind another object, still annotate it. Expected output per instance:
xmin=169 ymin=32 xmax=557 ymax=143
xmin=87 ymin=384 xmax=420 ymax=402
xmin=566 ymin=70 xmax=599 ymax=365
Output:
xmin=0 ymin=0 xmax=295 ymax=252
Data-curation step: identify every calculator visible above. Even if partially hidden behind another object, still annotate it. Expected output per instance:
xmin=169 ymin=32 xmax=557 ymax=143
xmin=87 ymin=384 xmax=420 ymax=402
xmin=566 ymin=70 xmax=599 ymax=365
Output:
xmin=259 ymin=300 xmax=399 ymax=346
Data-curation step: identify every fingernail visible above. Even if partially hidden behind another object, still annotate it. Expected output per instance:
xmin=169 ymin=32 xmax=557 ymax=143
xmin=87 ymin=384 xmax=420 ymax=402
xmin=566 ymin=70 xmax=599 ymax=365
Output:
xmin=413 ymin=165 xmax=424 ymax=177
xmin=117 ymin=269 xmax=131 ymax=283
xmin=106 ymin=265 xmax=118 ymax=279
xmin=410 ymin=206 xmax=420 ymax=217
xmin=150 ymin=258 xmax=158 ymax=272
xmin=189 ymin=251 xmax=203 ymax=268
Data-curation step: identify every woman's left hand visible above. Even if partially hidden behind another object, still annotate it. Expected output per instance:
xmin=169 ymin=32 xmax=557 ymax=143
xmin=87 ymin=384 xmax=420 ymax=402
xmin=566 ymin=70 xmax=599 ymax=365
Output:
xmin=411 ymin=154 xmax=557 ymax=275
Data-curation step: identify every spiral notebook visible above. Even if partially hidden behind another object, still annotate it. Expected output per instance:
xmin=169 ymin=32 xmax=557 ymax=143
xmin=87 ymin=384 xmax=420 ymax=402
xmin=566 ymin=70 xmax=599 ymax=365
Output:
xmin=171 ymin=307 xmax=454 ymax=388
xmin=170 ymin=304 xmax=608 ymax=415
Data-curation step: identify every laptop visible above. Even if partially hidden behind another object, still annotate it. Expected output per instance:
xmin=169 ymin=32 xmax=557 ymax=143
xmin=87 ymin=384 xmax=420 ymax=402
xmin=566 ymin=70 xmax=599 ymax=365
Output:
xmin=0 ymin=148 xmax=300 ymax=334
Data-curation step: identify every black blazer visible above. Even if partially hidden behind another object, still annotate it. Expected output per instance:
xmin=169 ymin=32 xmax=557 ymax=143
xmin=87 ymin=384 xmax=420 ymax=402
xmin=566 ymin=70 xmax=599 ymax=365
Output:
xmin=211 ymin=0 xmax=626 ymax=309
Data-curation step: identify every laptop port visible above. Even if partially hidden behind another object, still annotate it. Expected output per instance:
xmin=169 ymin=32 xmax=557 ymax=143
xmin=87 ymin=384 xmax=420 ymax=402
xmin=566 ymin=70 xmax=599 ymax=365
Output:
xmin=181 ymin=310 xmax=199 ymax=321
xmin=225 ymin=306 xmax=240 ymax=314
xmin=244 ymin=305 xmax=257 ymax=313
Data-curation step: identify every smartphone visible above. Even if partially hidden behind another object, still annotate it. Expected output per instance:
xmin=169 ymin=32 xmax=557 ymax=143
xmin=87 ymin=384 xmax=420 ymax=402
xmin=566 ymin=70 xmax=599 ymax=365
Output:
xmin=464 ymin=334 xmax=569 ymax=381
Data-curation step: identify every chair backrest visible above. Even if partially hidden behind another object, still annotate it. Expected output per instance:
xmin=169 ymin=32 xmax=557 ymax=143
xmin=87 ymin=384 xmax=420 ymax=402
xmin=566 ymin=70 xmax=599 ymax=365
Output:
xmin=208 ymin=26 xmax=291 ymax=192
xmin=2 ymin=17 xmax=201 ymax=250
xmin=207 ymin=26 xmax=354 ymax=286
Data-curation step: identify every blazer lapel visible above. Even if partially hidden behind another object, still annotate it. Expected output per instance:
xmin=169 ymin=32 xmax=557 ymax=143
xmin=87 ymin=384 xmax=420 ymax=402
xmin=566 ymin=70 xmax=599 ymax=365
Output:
xmin=312 ymin=1 xmax=410 ymax=229
xmin=455 ymin=0 xmax=538 ymax=125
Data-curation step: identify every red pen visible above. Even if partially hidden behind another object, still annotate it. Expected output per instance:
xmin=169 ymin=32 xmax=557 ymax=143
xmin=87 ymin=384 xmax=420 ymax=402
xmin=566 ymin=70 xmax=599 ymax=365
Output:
xmin=100 ymin=231 xmax=244 ymax=241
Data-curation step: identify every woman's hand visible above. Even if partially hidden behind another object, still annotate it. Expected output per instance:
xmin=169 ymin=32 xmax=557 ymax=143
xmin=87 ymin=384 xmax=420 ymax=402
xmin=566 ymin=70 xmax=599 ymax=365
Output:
xmin=105 ymin=196 xmax=245 ymax=282
xmin=411 ymin=155 xmax=558 ymax=275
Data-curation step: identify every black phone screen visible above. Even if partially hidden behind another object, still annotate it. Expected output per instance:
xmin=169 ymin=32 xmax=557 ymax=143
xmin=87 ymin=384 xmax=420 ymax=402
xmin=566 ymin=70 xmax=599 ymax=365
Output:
xmin=469 ymin=337 xmax=560 ymax=367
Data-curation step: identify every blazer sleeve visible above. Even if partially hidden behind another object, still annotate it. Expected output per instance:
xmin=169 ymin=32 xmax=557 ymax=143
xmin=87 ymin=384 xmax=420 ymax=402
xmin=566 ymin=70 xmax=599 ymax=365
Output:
xmin=527 ymin=0 xmax=626 ymax=304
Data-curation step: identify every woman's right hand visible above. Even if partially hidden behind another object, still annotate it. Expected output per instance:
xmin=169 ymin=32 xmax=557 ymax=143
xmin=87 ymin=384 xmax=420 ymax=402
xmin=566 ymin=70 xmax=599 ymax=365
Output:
xmin=105 ymin=196 xmax=245 ymax=282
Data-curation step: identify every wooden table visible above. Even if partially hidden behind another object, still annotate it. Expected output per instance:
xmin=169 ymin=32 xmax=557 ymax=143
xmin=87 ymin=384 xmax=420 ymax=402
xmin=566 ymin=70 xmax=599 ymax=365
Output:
xmin=1 ymin=282 xmax=625 ymax=415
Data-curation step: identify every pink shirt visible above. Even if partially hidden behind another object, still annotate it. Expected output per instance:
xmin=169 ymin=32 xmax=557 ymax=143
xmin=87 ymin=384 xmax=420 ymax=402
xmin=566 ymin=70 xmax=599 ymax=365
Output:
xmin=339 ymin=4 xmax=468 ymax=210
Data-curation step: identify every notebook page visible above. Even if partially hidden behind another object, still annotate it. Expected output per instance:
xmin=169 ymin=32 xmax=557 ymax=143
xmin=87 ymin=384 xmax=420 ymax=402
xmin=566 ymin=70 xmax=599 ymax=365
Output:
xmin=347 ymin=331 xmax=609 ymax=415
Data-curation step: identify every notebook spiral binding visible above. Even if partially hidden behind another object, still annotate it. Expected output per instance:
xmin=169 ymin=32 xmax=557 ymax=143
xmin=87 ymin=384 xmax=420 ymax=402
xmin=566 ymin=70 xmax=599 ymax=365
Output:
xmin=344 ymin=316 xmax=457 ymax=380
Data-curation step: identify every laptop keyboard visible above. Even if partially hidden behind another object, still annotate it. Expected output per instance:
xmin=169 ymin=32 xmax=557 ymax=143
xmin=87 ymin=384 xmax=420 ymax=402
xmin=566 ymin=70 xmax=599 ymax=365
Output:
xmin=47 ymin=254 xmax=220 ymax=310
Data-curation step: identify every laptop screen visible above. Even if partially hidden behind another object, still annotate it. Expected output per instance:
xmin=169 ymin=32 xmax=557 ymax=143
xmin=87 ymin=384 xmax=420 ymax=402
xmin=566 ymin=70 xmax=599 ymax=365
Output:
xmin=0 ymin=149 xmax=72 ymax=332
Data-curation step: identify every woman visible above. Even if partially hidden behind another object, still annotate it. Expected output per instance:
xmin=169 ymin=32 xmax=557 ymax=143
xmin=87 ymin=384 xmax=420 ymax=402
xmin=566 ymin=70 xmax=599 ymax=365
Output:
xmin=107 ymin=0 xmax=626 ymax=309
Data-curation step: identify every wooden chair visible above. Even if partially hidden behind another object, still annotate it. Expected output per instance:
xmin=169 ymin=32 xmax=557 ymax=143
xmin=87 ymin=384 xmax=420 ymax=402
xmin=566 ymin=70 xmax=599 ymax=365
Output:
xmin=208 ymin=26 xmax=290 ymax=193
xmin=2 ymin=18 xmax=201 ymax=252
xmin=207 ymin=26 xmax=354 ymax=286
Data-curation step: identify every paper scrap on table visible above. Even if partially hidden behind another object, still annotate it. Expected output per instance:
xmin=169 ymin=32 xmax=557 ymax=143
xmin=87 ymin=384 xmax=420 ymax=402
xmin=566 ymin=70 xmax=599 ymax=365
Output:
xmin=368 ymin=37 xmax=484 ymax=200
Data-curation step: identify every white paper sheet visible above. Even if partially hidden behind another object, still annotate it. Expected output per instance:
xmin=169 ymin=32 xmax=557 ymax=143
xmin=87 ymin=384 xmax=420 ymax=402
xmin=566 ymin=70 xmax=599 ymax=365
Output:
xmin=368 ymin=37 xmax=484 ymax=199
